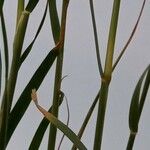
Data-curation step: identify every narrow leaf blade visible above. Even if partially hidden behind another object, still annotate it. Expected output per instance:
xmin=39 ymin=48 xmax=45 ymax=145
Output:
xmin=139 ymin=65 xmax=150 ymax=119
xmin=6 ymin=48 xmax=59 ymax=145
xmin=20 ymin=2 xmax=48 ymax=65
xmin=31 ymin=94 xmax=87 ymax=150
xmin=129 ymin=65 xmax=150 ymax=132
xmin=25 ymin=0 xmax=39 ymax=12
xmin=29 ymin=94 xmax=64 ymax=149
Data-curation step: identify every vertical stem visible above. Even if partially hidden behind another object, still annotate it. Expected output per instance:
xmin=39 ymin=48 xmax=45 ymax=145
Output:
xmin=93 ymin=82 xmax=109 ymax=150
xmin=104 ymin=0 xmax=121 ymax=79
xmin=48 ymin=0 xmax=69 ymax=149
xmin=0 ymin=11 xmax=29 ymax=150
xmin=126 ymin=133 xmax=136 ymax=150
xmin=93 ymin=0 xmax=121 ymax=149
xmin=16 ymin=0 xmax=24 ymax=29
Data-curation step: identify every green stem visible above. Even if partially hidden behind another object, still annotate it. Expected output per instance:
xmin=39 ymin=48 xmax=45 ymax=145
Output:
xmin=93 ymin=0 xmax=121 ymax=149
xmin=0 ymin=11 xmax=29 ymax=150
xmin=48 ymin=1 xmax=69 ymax=149
xmin=104 ymin=0 xmax=121 ymax=78
xmin=89 ymin=0 xmax=103 ymax=76
xmin=93 ymin=82 xmax=109 ymax=150
xmin=72 ymin=90 xmax=100 ymax=150
xmin=16 ymin=0 xmax=24 ymax=29
xmin=126 ymin=132 xmax=136 ymax=150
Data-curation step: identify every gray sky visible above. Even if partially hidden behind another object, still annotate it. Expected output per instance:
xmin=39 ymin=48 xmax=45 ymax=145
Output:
xmin=1 ymin=0 xmax=150 ymax=149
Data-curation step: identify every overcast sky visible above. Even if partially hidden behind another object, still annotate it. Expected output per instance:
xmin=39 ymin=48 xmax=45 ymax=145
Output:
xmin=1 ymin=0 xmax=150 ymax=149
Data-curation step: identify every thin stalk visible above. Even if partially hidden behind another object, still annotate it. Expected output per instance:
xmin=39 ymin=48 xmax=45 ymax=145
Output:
xmin=126 ymin=132 xmax=136 ymax=150
xmin=112 ymin=0 xmax=146 ymax=72
xmin=1 ymin=10 xmax=9 ymax=83
xmin=58 ymin=93 xmax=70 ymax=150
xmin=0 ymin=11 xmax=29 ymax=150
xmin=89 ymin=0 xmax=103 ymax=76
xmin=93 ymin=82 xmax=109 ymax=150
xmin=0 ymin=51 xmax=2 ymax=95
xmin=72 ymin=90 xmax=100 ymax=150
xmin=48 ymin=0 xmax=69 ymax=149
xmin=93 ymin=1 xmax=121 ymax=149
xmin=16 ymin=0 xmax=24 ymax=29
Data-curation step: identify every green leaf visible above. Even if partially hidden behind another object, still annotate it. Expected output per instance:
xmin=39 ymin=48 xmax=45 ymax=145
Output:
xmin=6 ymin=48 xmax=59 ymax=145
xmin=1 ymin=10 xmax=9 ymax=80
xmin=129 ymin=65 xmax=150 ymax=133
xmin=0 ymin=11 xmax=30 ymax=149
xmin=0 ymin=0 xmax=4 ymax=14
xmin=25 ymin=0 xmax=39 ymax=12
xmin=138 ymin=65 xmax=150 ymax=120
xmin=32 ymin=96 xmax=87 ymax=150
xmin=48 ymin=0 xmax=60 ymax=43
xmin=43 ymin=111 xmax=87 ymax=150
xmin=29 ymin=93 xmax=64 ymax=150
xmin=20 ymin=2 xmax=48 ymax=65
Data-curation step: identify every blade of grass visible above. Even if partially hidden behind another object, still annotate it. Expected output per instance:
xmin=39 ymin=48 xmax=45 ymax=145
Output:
xmin=112 ymin=0 xmax=146 ymax=72
xmin=20 ymin=1 xmax=48 ymax=66
xmin=127 ymin=65 xmax=150 ymax=150
xmin=0 ymin=0 xmax=4 ymax=15
xmin=94 ymin=1 xmax=121 ymax=149
xmin=129 ymin=65 xmax=150 ymax=133
xmin=6 ymin=46 xmax=59 ymax=145
xmin=48 ymin=0 xmax=60 ymax=43
xmin=29 ymin=91 xmax=64 ymax=150
xmin=72 ymin=90 xmax=100 ymax=150
xmin=57 ymin=92 xmax=70 ymax=150
xmin=89 ymin=0 xmax=103 ymax=76
xmin=138 ymin=65 xmax=150 ymax=117
xmin=31 ymin=89 xmax=87 ymax=150
xmin=25 ymin=0 xmax=39 ymax=13
xmin=48 ymin=0 xmax=70 ymax=149
xmin=1 ymin=10 xmax=9 ymax=83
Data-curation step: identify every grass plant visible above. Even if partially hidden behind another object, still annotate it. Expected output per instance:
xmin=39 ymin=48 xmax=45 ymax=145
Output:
xmin=0 ymin=0 xmax=149 ymax=150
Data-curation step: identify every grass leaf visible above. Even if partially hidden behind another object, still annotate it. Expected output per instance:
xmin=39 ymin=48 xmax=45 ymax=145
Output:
xmin=25 ymin=0 xmax=39 ymax=12
xmin=31 ymin=90 xmax=87 ymax=150
xmin=20 ymin=2 xmax=48 ymax=65
xmin=48 ymin=0 xmax=60 ymax=43
xmin=1 ymin=10 xmax=9 ymax=81
xmin=0 ymin=0 xmax=4 ymax=14
xmin=29 ymin=93 xmax=64 ymax=150
xmin=6 ymin=47 xmax=59 ymax=145
xmin=129 ymin=65 xmax=150 ymax=132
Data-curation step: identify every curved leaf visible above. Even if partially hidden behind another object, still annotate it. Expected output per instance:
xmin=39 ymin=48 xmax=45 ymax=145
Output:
xmin=31 ymin=90 xmax=87 ymax=150
xmin=6 ymin=47 xmax=59 ymax=145
xmin=29 ymin=93 xmax=64 ymax=150
xmin=138 ymin=65 xmax=150 ymax=120
xmin=20 ymin=2 xmax=48 ymax=65
xmin=129 ymin=65 xmax=150 ymax=132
